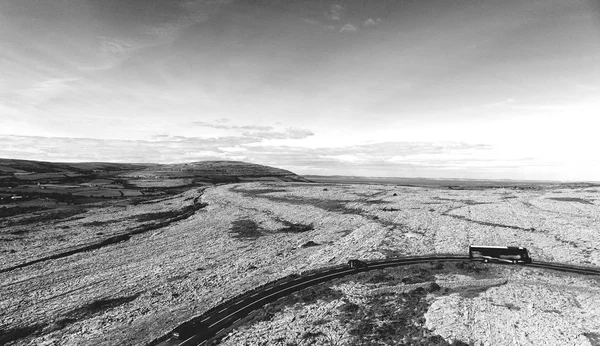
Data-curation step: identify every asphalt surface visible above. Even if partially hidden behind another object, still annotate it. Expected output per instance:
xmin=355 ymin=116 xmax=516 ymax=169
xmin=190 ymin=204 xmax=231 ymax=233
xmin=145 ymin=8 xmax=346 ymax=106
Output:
xmin=152 ymin=255 xmax=600 ymax=346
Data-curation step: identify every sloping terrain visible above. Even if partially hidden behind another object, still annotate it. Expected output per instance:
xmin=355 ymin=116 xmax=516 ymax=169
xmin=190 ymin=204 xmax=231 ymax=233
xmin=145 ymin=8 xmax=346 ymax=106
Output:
xmin=0 ymin=158 xmax=149 ymax=174
xmin=1 ymin=177 xmax=599 ymax=345
xmin=121 ymin=161 xmax=310 ymax=183
xmin=220 ymin=262 xmax=600 ymax=346
xmin=0 ymin=159 xmax=307 ymax=214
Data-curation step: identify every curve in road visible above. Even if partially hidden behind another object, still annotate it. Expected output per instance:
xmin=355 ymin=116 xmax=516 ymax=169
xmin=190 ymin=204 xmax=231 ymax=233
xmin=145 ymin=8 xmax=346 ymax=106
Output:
xmin=151 ymin=255 xmax=600 ymax=346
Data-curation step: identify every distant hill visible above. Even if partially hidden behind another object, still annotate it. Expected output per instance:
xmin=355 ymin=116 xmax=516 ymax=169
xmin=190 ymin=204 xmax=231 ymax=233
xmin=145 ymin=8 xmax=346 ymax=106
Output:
xmin=0 ymin=159 xmax=308 ymax=219
xmin=0 ymin=158 xmax=308 ymax=183
xmin=304 ymin=175 xmax=598 ymax=189
xmin=0 ymin=158 xmax=148 ymax=174
xmin=122 ymin=161 xmax=310 ymax=183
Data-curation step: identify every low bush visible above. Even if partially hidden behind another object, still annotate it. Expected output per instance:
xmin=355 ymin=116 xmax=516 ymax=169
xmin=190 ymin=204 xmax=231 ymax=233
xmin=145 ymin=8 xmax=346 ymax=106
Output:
xmin=230 ymin=219 xmax=263 ymax=240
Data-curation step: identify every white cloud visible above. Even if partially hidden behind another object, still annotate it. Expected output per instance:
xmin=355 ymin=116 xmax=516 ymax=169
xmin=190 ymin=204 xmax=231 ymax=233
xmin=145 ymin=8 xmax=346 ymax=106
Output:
xmin=1 ymin=135 xmax=597 ymax=180
xmin=182 ymin=150 xmax=222 ymax=157
xmin=194 ymin=120 xmax=273 ymax=131
xmin=319 ymin=154 xmax=370 ymax=163
xmin=194 ymin=120 xmax=314 ymax=140
xmin=243 ymin=127 xmax=314 ymax=140
xmin=326 ymin=4 xmax=344 ymax=21
xmin=220 ymin=147 xmax=248 ymax=153
xmin=100 ymin=36 xmax=133 ymax=56
xmin=363 ymin=18 xmax=382 ymax=27
xmin=16 ymin=78 xmax=80 ymax=106
xmin=340 ymin=23 xmax=358 ymax=33
xmin=80 ymin=1 xmax=232 ymax=72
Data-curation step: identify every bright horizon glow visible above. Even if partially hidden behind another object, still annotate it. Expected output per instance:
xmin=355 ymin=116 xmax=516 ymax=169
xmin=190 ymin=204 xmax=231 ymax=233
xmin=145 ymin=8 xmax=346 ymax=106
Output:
xmin=1 ymin=0 xmax=600 ymax=181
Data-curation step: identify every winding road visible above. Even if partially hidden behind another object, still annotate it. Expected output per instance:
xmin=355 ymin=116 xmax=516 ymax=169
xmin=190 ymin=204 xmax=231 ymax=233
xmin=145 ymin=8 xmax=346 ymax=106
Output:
xmin=151 ymin=255 xmax=600 ymax=346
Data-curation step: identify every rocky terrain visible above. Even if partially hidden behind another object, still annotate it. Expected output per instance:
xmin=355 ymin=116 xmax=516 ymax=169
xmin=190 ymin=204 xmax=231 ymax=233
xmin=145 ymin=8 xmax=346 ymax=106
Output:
xmin=221 ymin=262 xmax=600 ymax=346
xmin=1 ymin=161 xmax=599 ymax=345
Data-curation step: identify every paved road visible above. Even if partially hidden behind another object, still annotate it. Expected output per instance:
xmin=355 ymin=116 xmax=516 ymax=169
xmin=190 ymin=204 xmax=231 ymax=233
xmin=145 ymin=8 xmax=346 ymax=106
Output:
xmin=152 ymin=255 xmax=600 ymax=346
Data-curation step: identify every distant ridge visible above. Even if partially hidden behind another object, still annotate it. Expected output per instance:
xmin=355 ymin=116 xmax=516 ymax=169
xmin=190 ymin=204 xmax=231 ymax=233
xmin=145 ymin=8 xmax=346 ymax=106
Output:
xmin=0 ymin=158 xmax=147 ymax=174
xmin=122 ymin=160 xmax=310 ymax=183
xmin=0 ymin=158 xmax=309 ymax=183
xmin=304 ymin=175 xmax=598 ymax=188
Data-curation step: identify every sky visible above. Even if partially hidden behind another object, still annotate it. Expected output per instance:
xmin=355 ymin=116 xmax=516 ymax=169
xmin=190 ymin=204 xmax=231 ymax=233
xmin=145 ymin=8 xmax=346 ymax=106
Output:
xmin=1 ymin=0 xmax=600 ymax=181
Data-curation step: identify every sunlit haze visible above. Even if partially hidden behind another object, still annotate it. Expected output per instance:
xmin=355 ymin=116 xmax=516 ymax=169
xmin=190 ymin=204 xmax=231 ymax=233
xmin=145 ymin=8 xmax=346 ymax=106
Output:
xmin=1 ymin=0 xmax=600 ymax=180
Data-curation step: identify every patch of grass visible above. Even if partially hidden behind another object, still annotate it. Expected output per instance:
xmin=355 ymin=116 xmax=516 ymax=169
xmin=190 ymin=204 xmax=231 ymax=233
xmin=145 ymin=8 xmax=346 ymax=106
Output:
xmin=235 ymin=187 xmax=364 ymax=214
xmin=381 ymin=206 xmax=401 ymax=211
xmin=338 ymin=229 xmax=353 ymax=237
xmin=268 ymin=196 xmax=362 ymax=214
xmin=584 ymin=332 xmax=600 ymax=346
xmin=43 ymin=318 xmax=77 ymax=333
xmin=1 ymin=202 xmax=207 ymax=274
xmin=311 ymin=318 xmax=330 ymax=326
xmin=65 ymin=294 xmax=140 ymax=320
xmin=134 ymin=202 xmax=206 ymax=223
xmin=301 ymin=330 xmax=326 ymax=340
xmin=364 ymin=271 xmax=396 ymax=284
xmin=231 ymin=187 xmax=288 ymax=198
xmin=0 ymin=294 xmax=140 ymax=344
xmin=226 ymin=263 xmax=484 ymax=346
xmin=245 ymin=286 xmax=344 ymax=325
xmin=364 ymin=199 xmax=392 ymax=205
xmin=2 ymin=207 xmax=86 ymax=227
xmin=454 ymin=261 xmax=488 ymax=273
xmin=230 ymin=219 xmax=263 ymax=240
xmin=547 ymin=197 xmax=594 ymax=205
xmin=433 ymin=197 xmax=490 ymax=205
xmin=292 ymin=286 xmax=344 ymax=305
xmin=82 ymin=220 xmax=113 ymax=227
xmin=0 ymin=324 xmax=47 ymax=345
xmin=135 ymin=210 xmax=181 ymax=222
xmin=454 ymin=283 xmax=505 ymax=299
xmin=462 ymin=200 xmax=491 ymax=205
xmin=166 ymin=274 xmax=188 ymax=283
xmin=442 ymin=212 xmax=534 ymax=232
xmin=277 ymin=221 xmax=313 ymax=233
xmin=338 ymin=285 xmax=467 ymax=346
xmin=0 ymin=206 xmax=46 ymax=218
xmin=351 ymin=265 xmax=438 ymax=288
xmin=401 ymin=268 xmax=436 ymax=284
xmin=503 ymin=303 xmax=521 ymax=311
xmin=378 ymin=248 xmax=405 ymax=258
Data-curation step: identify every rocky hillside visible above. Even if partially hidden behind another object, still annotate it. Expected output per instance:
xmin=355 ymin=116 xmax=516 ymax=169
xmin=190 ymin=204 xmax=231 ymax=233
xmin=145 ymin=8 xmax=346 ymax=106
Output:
xmin=121 ymin=161 xmax=310 ymax=183
xmin=0 ymin=159 xmax=307 ymax=182
xmin=0 ymin=158 xmax=147 ymax=174
xmin=0 ymin=158 xmax=308 ymax=221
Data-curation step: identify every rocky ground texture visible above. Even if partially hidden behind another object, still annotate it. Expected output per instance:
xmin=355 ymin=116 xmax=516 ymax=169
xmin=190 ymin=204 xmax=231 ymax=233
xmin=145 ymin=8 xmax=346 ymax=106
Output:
xmin=1 ymin=181 xmax=599 ymax=345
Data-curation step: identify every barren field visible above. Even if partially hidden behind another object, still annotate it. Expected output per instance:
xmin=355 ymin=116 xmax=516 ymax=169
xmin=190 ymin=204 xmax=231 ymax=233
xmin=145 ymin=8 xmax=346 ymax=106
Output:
xmin=1 ymin=180 xmax=600 ymax=345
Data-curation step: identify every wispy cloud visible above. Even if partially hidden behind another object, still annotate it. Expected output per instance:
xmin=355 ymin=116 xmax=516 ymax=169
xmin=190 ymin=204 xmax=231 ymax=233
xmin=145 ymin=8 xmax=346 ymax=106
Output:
xmin=3 ymin=0 xmax=599 ymax=181
xmin=15 ymin=78 xmax=80 ymax=106
xmin=481 ymin=98 xmax=517 ymax=108
xmin=77 ymin=37 xmax=139 ymax=71
xmin=77 ymin=0 xmax=233 ymax=72
xmin=363 ymin=18 xmax=382 ymax=27
xmin=243 ymin=128 xmax=314 ymax=140
xmin=340 ymin=23 xmax=358 ymax=32
xmin=2 ymin=134 xmax=596 ymax=180
xmin=193 ymin=120 xmax=273 ymax=131
xmin=0 ymin=134 xmax=256 ymax=163
xmin=326 ymin=4 xmax=344 ymax=21
xmin=194 ymin=120 xmax=313 ymax=140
